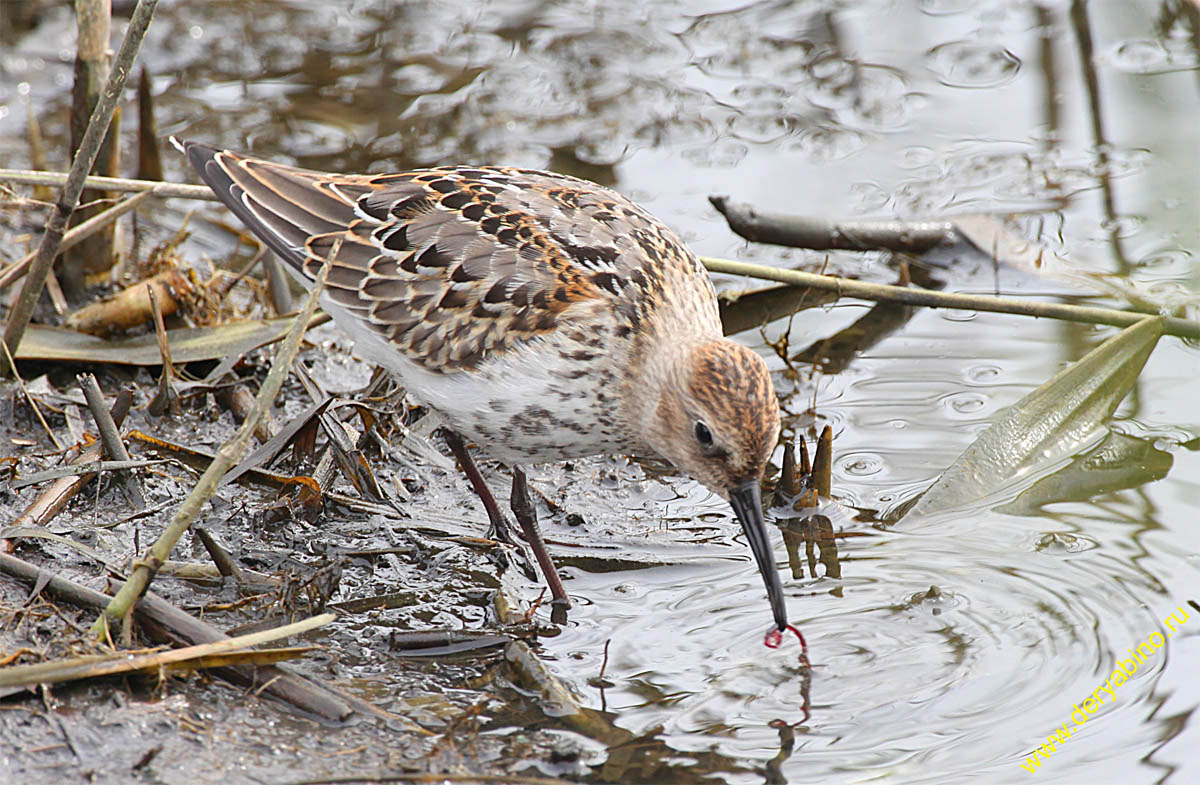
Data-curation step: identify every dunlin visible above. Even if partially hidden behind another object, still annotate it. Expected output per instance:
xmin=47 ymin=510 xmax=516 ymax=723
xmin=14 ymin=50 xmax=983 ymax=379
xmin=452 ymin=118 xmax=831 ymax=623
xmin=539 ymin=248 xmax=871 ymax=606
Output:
xmin=178 ymin=140 xmax=787 ymax=631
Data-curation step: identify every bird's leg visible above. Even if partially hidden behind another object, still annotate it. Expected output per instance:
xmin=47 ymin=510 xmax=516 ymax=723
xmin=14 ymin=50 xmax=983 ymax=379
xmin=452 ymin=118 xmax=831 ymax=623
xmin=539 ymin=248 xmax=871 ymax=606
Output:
xmin=442 ymin=431 xmax=568 ymax=618
xmin=510 ymin=467 xmax=571 ymax=622
xmin=443 ymin=430 xmax=537 ymax=582
xmin=443 ymin=430 xmax=514 ymax=542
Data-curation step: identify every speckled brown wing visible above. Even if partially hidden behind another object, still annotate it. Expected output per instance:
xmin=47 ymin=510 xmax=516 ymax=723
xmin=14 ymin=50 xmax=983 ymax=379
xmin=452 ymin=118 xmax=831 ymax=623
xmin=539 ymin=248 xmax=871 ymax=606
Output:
xmin=182 ymin=141 xmax=705 ymax=372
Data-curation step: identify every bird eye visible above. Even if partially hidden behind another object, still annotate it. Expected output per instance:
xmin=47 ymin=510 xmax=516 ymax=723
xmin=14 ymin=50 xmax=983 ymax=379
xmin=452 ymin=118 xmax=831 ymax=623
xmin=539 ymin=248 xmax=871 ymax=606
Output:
xmin=694 ymin=421 xmax=714 ymax=448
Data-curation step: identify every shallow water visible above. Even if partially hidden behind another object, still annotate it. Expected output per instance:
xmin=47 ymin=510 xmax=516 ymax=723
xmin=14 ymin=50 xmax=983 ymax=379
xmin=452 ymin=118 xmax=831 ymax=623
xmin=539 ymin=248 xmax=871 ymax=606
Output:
xmin=3 ymin=0 xmax=1199 ymax=782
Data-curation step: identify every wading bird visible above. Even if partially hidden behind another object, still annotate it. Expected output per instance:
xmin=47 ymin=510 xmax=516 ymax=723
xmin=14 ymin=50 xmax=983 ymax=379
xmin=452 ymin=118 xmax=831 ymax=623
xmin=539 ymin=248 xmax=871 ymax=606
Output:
xmin=178 ymin=139 xmax=787 ymax=631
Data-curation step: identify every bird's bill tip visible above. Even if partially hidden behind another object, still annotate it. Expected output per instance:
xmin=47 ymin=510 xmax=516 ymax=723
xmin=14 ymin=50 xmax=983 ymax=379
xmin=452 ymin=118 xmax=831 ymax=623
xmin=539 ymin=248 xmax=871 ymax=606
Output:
xmin=728 ymin=480 xmax=787 ymax=631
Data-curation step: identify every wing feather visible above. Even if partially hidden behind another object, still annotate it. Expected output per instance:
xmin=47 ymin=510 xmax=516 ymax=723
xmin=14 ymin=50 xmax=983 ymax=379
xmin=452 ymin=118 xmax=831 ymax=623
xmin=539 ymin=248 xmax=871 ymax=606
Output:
xmin=182 ymin=141 xmax=705 ymax=372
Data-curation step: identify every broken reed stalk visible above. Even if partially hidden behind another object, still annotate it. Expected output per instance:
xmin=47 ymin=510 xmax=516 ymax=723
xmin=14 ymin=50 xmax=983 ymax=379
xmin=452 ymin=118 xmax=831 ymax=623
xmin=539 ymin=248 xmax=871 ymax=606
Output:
xmin=194 ymin=527 xmax=243 ymax=579
xmin=90 ymin=247 xmax=334 ymax=638
xmin=0 ymin=551 xmax=362 ymax=723
xmin=700 ymin=257 xmax=1200 ymax=341
xmin=136 ymin=69 xmax=163 ymax=181
xmin=0 ymin=0 xmax=160 ymax=376
xmin=78 ymin=374 xmax=132 ymax=468
xmin=0 ymin=613 xmax=334 ymax=689
xmin=813 ymin=426 xmax=832 ymax=499
xmin=65 ymin=0 xmax=120 ymax=297
xmin=78 ymin=373 xmax=144 ymax=510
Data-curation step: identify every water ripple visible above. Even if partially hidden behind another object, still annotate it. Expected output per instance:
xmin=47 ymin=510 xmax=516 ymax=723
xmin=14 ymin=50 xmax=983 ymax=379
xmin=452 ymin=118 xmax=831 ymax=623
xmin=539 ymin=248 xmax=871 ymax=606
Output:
xmin=925 ymin=41 xmax=1021 ymax=88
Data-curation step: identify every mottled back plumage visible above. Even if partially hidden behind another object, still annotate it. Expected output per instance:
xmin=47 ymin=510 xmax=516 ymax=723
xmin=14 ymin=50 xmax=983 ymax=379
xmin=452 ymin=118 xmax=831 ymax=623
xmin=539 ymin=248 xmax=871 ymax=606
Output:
xmin=184 ymin=143 xmax=713 ymax=374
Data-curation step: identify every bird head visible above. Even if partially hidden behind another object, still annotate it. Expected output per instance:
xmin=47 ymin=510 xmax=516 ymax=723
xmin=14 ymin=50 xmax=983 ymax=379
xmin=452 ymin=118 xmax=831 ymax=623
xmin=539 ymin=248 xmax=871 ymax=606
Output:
xmin=649 ymin=338 xmax=787 ymax=630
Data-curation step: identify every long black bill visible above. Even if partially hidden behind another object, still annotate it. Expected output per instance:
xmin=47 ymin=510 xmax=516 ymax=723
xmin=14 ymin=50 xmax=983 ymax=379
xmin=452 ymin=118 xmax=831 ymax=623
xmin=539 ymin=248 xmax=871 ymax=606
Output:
xmin=728 ymin=481 xmax=788 ymax=631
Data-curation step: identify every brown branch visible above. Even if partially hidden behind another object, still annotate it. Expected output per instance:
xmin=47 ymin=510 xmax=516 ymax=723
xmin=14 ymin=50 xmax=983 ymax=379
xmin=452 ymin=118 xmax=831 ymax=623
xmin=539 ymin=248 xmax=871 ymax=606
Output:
xmin=0 ymin=551 xmax=369 ymax=724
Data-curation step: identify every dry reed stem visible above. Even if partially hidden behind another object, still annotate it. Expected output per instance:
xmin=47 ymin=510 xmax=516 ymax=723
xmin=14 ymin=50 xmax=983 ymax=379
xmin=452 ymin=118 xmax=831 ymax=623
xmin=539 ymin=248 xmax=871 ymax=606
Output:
xmin=701 ymin=256 xmax=1200 ymax=340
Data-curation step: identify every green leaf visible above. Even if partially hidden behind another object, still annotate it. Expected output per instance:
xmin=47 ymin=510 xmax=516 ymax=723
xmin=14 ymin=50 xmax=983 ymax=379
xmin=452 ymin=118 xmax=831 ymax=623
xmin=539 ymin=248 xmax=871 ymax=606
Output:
xmin=910 ymin=317 xmax=1164 ymax=517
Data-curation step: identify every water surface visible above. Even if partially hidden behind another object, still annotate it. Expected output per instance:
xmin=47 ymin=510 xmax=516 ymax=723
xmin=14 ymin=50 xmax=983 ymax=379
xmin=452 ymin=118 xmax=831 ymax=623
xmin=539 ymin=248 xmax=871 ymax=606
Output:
xmin=2 ymin=0 xmax=1198 ymax=782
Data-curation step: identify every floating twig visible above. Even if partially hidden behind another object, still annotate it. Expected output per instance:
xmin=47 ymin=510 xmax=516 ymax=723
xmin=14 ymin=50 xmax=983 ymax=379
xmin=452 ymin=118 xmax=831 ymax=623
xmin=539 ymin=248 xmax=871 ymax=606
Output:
xmin=710 ymin=194 xmax=956 ymax=253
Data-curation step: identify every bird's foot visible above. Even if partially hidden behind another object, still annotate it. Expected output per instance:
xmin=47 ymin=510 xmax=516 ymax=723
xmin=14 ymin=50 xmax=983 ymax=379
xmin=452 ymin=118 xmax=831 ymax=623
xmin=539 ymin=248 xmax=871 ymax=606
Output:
xmin=485 ymin=511 xmax=540 ymax=582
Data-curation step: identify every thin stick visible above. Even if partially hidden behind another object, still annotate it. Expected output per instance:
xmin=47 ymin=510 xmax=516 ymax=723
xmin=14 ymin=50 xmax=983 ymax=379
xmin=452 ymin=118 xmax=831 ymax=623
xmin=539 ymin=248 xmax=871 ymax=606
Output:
xmin=43 ymin=267 xmax=69 ymax=316
xmin=0 ymin=0 xmax=160 ymax=376
xmin=145 ymin=284 xmax=181 ymax=417
xmin=78 ymin=374 xmax=132 ymax=467
xmin=700 ymin=256 xmax=1200 ymax=340
xmin=0 ymin=169 xmax=215 ymax=201
xmin=0 ymin=613 xmax=334 ymax=689
xmin=194 ymin=527 xmax=243 ymax=579
xmin=90 ymin=244 xmax=335 ymax=637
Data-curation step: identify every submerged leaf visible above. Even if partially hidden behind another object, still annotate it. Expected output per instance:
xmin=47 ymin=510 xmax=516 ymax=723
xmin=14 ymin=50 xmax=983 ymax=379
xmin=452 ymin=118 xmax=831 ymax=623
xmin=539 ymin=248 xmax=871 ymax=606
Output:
xmin=995 ymin=430 xmax=1173 ymax=517
xmin=910 ymin=317 xmax=1164 ymax=516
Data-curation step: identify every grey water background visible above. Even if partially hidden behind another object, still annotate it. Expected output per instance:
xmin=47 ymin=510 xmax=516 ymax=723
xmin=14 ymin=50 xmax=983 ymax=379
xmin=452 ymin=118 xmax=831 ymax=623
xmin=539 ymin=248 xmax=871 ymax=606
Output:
xmin=2 ymin=1 xmax=1199 ymax=782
